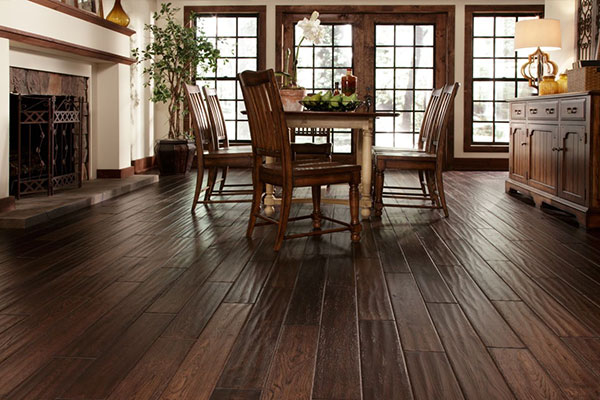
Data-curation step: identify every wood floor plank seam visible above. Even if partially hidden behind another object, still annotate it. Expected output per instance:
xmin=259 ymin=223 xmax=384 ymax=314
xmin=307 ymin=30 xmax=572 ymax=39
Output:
xmin=1 ymin=171 xmax=600 ymax=399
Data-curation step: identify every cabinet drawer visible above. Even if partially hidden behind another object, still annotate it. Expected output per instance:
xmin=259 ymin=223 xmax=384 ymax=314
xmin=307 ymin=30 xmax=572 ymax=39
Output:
xmin=560 ymin=98 xmax=586 ymax=120
xmin=510 ymin=103 xmax=526 ymax=120
xmin=527 ymin=101 xmax=558 ymax=120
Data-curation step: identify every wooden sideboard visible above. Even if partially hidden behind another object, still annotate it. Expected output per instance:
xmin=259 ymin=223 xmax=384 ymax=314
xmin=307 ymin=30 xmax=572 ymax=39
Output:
xmin=507 ymin=91 xmax=600 ymax=228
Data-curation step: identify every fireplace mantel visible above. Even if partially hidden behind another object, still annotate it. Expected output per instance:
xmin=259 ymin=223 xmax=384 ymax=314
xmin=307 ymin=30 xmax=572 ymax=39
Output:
xmin=27 ymin=0 xmax=135 ymax=37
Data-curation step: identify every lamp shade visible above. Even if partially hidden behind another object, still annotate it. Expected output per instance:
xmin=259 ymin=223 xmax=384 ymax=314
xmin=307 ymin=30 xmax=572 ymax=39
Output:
xmin=514 ymin=19 xmax=561 ymax=52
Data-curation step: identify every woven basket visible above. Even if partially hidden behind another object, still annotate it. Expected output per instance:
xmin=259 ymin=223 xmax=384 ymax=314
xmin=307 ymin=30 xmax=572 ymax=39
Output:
xmin=567 ymin=67 xmax=600 ymax=92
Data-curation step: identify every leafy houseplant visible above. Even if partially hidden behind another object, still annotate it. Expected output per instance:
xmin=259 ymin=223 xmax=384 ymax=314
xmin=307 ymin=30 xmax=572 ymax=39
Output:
xmin=278 ymin=11 xmax=326 ymax=111
xmin=133 ymin=3 xmax=220 ymax=174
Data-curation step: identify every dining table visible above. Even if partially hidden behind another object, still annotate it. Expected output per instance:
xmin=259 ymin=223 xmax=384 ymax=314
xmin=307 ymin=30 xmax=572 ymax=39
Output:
xmin=259 ymin=110 xmax=397 ymax=219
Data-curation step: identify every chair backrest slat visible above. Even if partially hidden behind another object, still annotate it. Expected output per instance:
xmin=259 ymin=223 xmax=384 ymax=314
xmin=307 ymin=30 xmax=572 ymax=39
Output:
xmin=427 ymin=82 xmax=460 ymax=159
xmin=238 ymin=69 xmax=292 ymax=171
xmin=202 ymin=87 xmax=229 ymax=149
xmin=418 ymin=88 xmax=443 ymax=150
xmin=185 ymin=83 xmax=212 ymax=151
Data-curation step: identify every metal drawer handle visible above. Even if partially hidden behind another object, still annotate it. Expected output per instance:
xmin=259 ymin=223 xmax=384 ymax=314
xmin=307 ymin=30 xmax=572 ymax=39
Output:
xmin=514 ymin=109 xmax=522 ymax=115
xmin=566 ymin=107 xmax=578 ymax=114
xmin=552 ymin=147 xmax=564 ymax=152
xmin=545 ymin=108 xmax=555 ymax=114
xmin=521 ymin=142 xmax=527 ymax=146
xmin=530 ymin=108 xmax=538 ymax=114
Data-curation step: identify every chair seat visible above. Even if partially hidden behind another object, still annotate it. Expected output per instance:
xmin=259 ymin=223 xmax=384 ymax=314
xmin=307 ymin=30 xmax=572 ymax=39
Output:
xmin=203 ymin=145 xmax=253 ymax=157
xmin=374 ymin=151 xmax=435 ymax=162
xmin=260 ymin=160 xmax=360 ymax=186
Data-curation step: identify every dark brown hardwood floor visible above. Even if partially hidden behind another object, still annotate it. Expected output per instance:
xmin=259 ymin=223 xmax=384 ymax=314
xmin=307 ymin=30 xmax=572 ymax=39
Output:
xmin=0 ymin=170 xmax=599 ymax=399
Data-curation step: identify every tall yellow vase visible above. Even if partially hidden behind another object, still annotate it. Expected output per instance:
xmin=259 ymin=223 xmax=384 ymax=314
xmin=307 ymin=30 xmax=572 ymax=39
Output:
xmin=106 ymin=0 xmax=130 ymax=27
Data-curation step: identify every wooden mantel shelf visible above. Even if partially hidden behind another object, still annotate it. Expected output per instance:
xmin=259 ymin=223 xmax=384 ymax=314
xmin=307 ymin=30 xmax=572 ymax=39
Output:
xmin=28 ymin=0 xmax=136 ymax=36
xmin=0 ymin=26 xmax=136 ymax=65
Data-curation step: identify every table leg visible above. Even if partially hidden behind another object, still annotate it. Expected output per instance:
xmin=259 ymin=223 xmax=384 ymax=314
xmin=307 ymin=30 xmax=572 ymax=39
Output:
xmin=360 ymin=123 xmax=373 ymax=218
xmin=263 ymin=156 xmax=276 ymax=216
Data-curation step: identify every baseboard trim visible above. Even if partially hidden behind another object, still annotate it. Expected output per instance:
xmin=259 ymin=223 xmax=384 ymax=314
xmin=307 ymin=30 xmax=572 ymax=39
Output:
xmin=97 ymin=166 xmax=135 ymax=179
xmin=132 ymin=156 xmax=156 ymax=174
xmin=0 ymin=196 xmax=16 ymax=213
xmin=452 ymin=158 xmax=508 ymax=171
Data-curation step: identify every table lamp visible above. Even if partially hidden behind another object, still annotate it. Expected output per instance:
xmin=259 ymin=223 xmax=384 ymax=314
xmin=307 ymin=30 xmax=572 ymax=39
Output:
xmin=514 ymin=18 xmax=561 ymax=94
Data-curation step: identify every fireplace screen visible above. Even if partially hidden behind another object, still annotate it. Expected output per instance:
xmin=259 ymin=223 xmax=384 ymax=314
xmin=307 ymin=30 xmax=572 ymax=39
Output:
xmin=9 ymin=94 xmax=84 ymax=198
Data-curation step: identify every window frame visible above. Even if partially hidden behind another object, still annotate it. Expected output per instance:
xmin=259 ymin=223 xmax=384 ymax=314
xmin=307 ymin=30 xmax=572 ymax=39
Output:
xmin=463 ymin=5 xmax=544 ymax=153
xmin=277 ymin=5 xmax=455 ymax=164
xmin=184 ymin=6 xmax=267 ymax=144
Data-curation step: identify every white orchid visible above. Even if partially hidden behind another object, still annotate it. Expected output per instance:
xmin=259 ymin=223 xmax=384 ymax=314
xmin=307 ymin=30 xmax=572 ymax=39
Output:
xmin=279 ymin=11 xmax=327 ymax=87
xmin=297 ymin=11 xmax=325 ymax=45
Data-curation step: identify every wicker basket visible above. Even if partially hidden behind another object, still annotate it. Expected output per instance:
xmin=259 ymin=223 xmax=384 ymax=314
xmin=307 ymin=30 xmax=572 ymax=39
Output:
xmin=566 ymin=67 xmax=600 ymax=92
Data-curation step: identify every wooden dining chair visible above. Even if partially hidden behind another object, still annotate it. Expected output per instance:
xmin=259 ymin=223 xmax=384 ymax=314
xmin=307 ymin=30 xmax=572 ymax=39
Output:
xmin=373 ymin=82 xmax=460 ymax=217
xmin=372 ymin=87 xmax=443 ymax=198
xmin=238 ymin=69 xmax=362 ymax=251
xmin=185 ymin=83 xmax=253 ymax=212
xmin=202 ymin=86 xmax=253 ymax=197
xmin=290 ymin=128 xmax=333 ymax=161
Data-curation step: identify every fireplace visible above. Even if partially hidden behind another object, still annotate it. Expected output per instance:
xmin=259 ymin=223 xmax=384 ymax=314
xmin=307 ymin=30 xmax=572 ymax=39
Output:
xmin=9 ymin=68 xmax=90 ymax=198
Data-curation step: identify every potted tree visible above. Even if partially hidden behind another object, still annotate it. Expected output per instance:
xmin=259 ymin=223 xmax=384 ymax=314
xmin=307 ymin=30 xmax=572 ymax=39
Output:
xmin=133 ymin=3 xmax=220 ymax=174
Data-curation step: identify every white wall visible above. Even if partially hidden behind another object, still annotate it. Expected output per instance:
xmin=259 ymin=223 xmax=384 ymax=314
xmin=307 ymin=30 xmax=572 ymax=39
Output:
xmin=0 ymin=39 xmax=9 ymax=199
xmin=545 ymin=0 xmax=577 ymax=74
xmin=124 ymin=0 xmax=156 ymax=161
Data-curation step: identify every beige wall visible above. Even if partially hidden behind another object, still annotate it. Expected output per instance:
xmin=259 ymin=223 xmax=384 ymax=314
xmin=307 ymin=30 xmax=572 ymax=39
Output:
xmin=0 ymin=39 xmax=9 ymax=199
xmin=165 ymin=0 xmax=578 ymax=161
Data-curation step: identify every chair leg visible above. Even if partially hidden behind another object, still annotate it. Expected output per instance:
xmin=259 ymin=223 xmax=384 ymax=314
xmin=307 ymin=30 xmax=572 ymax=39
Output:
xmin=349 ymin=182 xmax=361 ymax=242
xmin=218 ymin=167 xmax=228 ymax=193
xmin=204 ymin=167 xmax=218 ymax=202
xmin=247 ymin=176 xmax=263 ymax=238
xmin=435 ymin=168 xmax=449 ymax=218
xmin=418 ymin=170 xmax=427 ymax=196
xmin=192 ymin=163 xmax=204 ymax=213
xmin=374 ymin=166 xmax=384 ymax=217
xmin=311 ymin=185 xmax=322 ymax=230
xmin=274 ymin=186 xmax=293 ymax=251
xmin=425 ymin=170 xmax=439 ymax=207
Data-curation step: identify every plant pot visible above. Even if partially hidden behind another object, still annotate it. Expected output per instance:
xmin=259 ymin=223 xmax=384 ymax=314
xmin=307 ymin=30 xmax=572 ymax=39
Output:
xmin=279 ymin=88 xmax=306 ymax=112
xmin=154 ymin=139 xmax=196 ymax=175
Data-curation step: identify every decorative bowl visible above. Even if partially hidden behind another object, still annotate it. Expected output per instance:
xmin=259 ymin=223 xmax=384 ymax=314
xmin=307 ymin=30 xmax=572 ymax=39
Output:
xmin=299 ymin=99 xmax=363 ymax=112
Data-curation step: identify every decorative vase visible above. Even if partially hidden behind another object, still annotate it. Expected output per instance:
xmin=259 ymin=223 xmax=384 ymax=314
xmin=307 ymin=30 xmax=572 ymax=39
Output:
xmin=557 ymin=74 xmax=568 ymax=94
xmin=539 ymin=75 xmax=558 ymax=96
xmin=279 ymin=88 xmax=306 ymax=112
xmin=106 ymin=0 xmax=130 ymax=27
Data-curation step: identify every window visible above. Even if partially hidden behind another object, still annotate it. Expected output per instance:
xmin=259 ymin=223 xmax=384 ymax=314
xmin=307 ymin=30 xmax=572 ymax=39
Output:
xmin=295 ymin=23 xmax=353 ymax=153
xmin=374 ymin=24 xmax=435 ymax=148
xmin=464 ymin=6 xmax=544 ymax=152
xmin=185 ymin=6 xmax=266 ymax=142
xmin=279 ymin=7 xmax=453 ymax=161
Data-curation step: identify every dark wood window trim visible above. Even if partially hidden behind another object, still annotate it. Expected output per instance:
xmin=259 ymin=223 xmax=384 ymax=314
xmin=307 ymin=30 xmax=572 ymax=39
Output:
xmin=28 ymin=0 xmax=136 ymax=36
xmin=463 ymin=5 xmax=544 ymax=153
xmin=184 ymin=5 xmax=266 ymax=72
xmin=0 ymin=26 xmax=135 ymax=65
xmin=184 ymin=6 xmax=267 ymax=143
xmin=276 ymin=5 xmax=455 ymax=166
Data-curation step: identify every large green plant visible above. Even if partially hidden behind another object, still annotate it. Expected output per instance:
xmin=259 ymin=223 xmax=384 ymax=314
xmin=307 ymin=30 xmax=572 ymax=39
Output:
xmin=133 ymin=3 xmax=220 ymax=139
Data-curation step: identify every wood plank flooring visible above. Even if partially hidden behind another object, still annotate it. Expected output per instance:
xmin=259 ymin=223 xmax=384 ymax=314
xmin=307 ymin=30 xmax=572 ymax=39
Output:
xmin=0 ymin=169 xmax=599 ymax=399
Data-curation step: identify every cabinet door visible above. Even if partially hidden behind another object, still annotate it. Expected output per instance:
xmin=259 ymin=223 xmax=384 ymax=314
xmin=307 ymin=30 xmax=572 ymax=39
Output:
xmin=558 ymin=125 xmax=588 ymax=205
xmin=528 ymin=124 xmax=558 ymax=194
xmin=509 ymin=124 xmax=528 ymax=183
